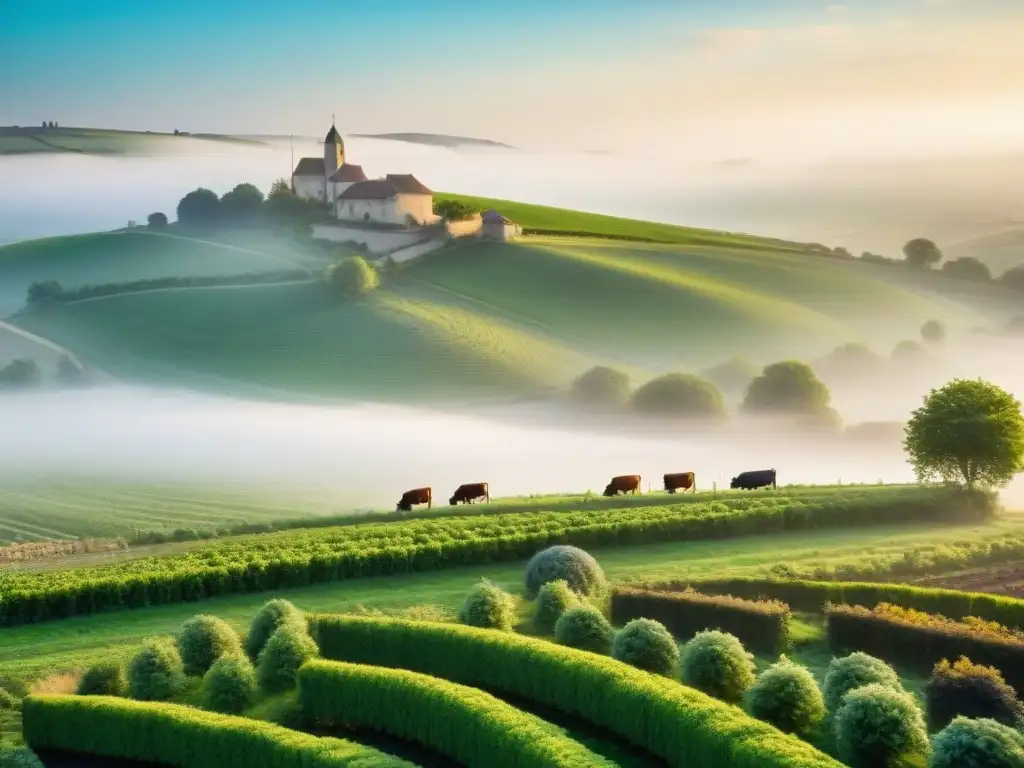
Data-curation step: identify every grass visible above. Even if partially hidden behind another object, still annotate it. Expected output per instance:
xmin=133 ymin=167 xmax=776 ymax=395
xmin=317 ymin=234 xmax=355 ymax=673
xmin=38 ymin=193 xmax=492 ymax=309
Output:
xmin=0 ymin=127 xmax=266 ymax=156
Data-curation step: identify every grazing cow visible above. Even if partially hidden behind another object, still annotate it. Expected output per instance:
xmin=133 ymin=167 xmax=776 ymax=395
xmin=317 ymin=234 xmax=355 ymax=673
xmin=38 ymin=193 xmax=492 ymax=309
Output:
xmin=396 ymin=487 xmax=432 ymax=513
xmin=603 ymin=474 xmax=641 ymax=497
xmin=663 ymin=472 xmax=696 ymax=494
xmin=730 ymin=469 xmax=777 ymax=490
xmin=449 ymin=482 xmax=490 ymax=505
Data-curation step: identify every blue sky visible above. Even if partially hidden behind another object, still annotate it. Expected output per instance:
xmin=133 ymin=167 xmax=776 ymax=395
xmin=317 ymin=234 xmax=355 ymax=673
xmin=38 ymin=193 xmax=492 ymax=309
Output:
xmin=2 ymin=0 xmax=1022 ymax=149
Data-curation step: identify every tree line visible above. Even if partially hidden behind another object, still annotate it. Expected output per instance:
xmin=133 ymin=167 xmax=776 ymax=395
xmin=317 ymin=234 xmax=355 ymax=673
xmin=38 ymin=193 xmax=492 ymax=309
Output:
xmin=147 ymin=179 xmax=332 ymax=231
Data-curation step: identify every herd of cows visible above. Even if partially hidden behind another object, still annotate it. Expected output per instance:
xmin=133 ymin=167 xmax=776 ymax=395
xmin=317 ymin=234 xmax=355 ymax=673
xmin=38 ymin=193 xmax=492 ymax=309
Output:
xmin=394 ymin=469 xmax=779 ymax=512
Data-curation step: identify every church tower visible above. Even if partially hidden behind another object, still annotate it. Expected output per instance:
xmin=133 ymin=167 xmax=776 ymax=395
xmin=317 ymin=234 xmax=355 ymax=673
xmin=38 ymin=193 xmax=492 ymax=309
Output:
xmin=324 ymin=117 xmax=344 ymax=178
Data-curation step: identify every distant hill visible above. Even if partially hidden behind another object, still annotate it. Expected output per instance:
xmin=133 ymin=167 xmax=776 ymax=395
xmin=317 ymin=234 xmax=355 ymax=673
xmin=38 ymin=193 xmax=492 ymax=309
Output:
xmin=0 ymin=126 xmax=269 ymax=156
xmin=351 ymin=132 xmax=514 ymax=149
xmin=947 ymin=227 xmax=1024 ymax=275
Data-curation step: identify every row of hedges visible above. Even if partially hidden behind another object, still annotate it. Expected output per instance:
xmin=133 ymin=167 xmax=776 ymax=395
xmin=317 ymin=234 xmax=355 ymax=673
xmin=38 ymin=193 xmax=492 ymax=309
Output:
xmin=826 ymin=603 xmax=1024 ymax=692
xmin=21 ymin=693 xmax=411 ymax=767
xmin=307 ymin=614 xmax=844 ymax=768
xmin=610 ymin=587 xmax=792 ymax=655
xmin=0 ymin=487 xmax=978 ymax=626
xmin=298 ymin=660 xmax=615 ymax=767
xmin=660 ymin=577 xmax=1024 ymax=629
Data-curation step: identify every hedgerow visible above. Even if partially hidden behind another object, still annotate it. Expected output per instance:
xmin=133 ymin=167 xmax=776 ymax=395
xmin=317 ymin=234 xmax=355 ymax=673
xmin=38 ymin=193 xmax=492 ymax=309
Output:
xmin=298 ymin=660 xmax=616 ymax=767
xmin=925 ymin=656 xmax=1023 ymax=730
xmin=0 ymin=486 xmax=977 ymax=627
xmin=43 ymin=270 xmax=311 ymax=304
xmin=308 ymin=614 xmax=844 ymax=768
xmin=826 ymin=603 xmax=1024 ymax=691
xmin=611 ymin=586 xmax=791 ymax=655
xmin=670 ymin=576 xmax=1024 ymax=628
xmin=21 ymin=694 xmax=411 ymax=767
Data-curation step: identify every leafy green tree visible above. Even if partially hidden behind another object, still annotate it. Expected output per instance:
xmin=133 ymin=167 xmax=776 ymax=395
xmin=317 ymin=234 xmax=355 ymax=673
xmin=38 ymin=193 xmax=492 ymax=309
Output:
xmin=569 ymin=366 xmax=631 ymax=407
xmin=327 ymin=256 xmax=379 ymax=296
xmin=631 ymin=373 xmax=727 ymax=420
xmin=741 ymin=361 xmax=832 ymax=416
xmin=941 ymin=257 xmax=990 ymax=282
xmin=998 ymin=265 xmax=1024 ymax=292
xmin=921 ymin=319 xmax=946 ymax=345
xmin=434 ymin=199 xmax=479 ymax=221
xmin=903 ymin=238 xmax=943 ymax=268
xmin=904 ymin=378 xmax=1024 ymax=490
xmin=27 ymin=280 xmax=63 ymax=304
xmin=147 ymin=212 xmax=168 ymax=229
xmin=176 ymin=188 xmax=220 ymax=227
xmin=220 ymin=183 xmax=265 ymax=222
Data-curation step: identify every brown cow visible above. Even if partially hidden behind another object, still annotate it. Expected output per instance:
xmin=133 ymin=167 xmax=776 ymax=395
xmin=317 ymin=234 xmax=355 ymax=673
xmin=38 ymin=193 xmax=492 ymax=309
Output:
xmin=663 ymin=472 xmax=696 ymax=494
xmin=449 ymin=482 xmax=490 ymax=505
xmin=603 ymin=475 xmax=641 ymax=497
xmin=396 ymin=487 xmax=432 ymax=513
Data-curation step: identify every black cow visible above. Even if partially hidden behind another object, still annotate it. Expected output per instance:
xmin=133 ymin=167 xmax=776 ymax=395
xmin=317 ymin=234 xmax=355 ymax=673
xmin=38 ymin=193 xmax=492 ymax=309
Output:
xmin=730 ymin=469 xmax=777 ymax=490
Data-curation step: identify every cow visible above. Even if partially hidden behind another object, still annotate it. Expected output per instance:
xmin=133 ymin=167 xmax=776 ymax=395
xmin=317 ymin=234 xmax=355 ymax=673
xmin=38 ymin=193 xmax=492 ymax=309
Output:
xmin=396 ymin=487 xmax=431 ymax=513
xmin=663 ymin=472 xmax=696 ymax=494
xmin=603 ymin=475 xmax=641 ymax=497
xmin=449 ymin=482 xmax=490 ymax=505
xmin=730 ymin=469 xmax=777 ymax=490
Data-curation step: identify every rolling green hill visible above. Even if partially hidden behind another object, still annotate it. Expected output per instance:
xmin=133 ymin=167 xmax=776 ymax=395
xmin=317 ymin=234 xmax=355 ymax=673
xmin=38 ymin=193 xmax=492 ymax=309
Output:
xmin=0 ymin=126 xmax=267 ymax=156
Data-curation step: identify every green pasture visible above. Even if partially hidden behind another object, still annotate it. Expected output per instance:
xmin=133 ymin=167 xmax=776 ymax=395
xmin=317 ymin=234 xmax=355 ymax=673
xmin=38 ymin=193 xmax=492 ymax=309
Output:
xmin=0 ymin=128 xmax=265 ymax=156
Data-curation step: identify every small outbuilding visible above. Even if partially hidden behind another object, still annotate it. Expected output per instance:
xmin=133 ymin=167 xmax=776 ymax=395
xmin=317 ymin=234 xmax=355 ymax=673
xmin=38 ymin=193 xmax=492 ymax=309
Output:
xmin=481 ymin=210 xmax=522 ymax=241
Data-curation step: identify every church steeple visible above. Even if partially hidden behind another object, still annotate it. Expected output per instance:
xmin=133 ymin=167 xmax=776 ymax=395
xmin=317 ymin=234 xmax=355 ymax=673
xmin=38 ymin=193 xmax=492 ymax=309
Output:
xmin=324 ymin=115 xmax=344 ymax=176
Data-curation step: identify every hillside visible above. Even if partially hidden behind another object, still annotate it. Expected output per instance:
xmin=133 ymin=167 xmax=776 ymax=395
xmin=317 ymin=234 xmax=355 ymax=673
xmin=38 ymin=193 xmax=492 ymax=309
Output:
xmin=352 ymin=132 xmax=515 ymax=149
xmin=0 ymin=126 xmax=267 ymax=156
xmin=3 ymin=198 xmax=1022 ymax=403
xmin=947 ymin=226 xmax=1024 ymax=274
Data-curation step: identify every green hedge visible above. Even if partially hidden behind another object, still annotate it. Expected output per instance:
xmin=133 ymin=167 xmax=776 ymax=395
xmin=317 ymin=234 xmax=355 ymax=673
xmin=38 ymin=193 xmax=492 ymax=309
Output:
xmin=0 ymin=487 xmax=977 ymax=627
xmin=307 ymin=614 xmax=844 ymax=768
xmin=665 ymin=577 xmax=1024 ymax=628
xmin=611 ymin=587 xmax=791 ymax=655
xmin=21 ymin=693 xmax=410 ymax=767
xmin=825 ymin=605 xmax=1024 ymax=692
xmin=298 ymin=660 xmax=614 ymax=767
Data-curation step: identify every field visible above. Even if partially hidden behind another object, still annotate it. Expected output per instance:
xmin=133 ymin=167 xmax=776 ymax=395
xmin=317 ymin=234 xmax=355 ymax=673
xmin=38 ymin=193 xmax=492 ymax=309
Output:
xmin=0 ymin=127 xmax=267 ymax=157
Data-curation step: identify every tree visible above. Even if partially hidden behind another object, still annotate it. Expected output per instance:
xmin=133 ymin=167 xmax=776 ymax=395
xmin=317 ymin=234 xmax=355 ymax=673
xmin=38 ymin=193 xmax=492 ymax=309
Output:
xmin=434 ymin=199 xmax=479 ymax=221
xmin=903 ymin=378 xmax=1024 ymax=490
xmin=741 ymin=360 xmax=832 ymax=416
xmin=700 ymin=357 xmax=758 ymax=396
xmin=820 ymin=343 xmax=883 ymax=378
xmin=998 ymin=265 xmax=1024 ymax=292
xmin=26 ymin=280 xmax=63 ymax=304
xmin=147 ymin=212 xmax=168 ymax=229
xmin=0 ymin=359 xmax=42 ymax=389
xmin=902 ymin=238 xmax=943 ymax=268
xmin=220 ymin=183 xmax=265 ymax=223
xmin=569 ymin=366 xmax=631 ymax=407
xmin=176 ymin=188 xmax=220 ymax=228
xmin=891 ymin=339 xmax=926 ymax=363
xmin=268 ymin=178 xmax=291 ymax=199
xmin=921 ymin=319 xmax=946 ymax=345
xmin=942 ymin=257 xmax=991 ymax=282
xmin=327 ymin=256 xmax=379 ymax=296
xmin=631 ymin=373 xmax=727 ymax=421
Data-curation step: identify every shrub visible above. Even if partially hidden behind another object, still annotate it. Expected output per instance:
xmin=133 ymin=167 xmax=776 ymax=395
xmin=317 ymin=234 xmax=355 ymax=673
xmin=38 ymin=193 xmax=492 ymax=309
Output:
xmin=433 ymin=199 xmax=479 ymax=221
xmin=0 ymin=359 xmax=41 ymax=389
xmin=147 ymin=212 xmax=168 ymax=229
xmin=76 ymin=662 xmax=126 ymax=697
xmin=929 ymin=716 xmax=1024 ymax=768
xmin=631 ymin=373 xmax=728 ymax=420
xmin=0 ymin=687 xmax=20 ymax=710
xmin=925 ymin=656 xmax=1023 ymax=730
xmin=178 ymin=615 xmax=243 ymax=676
xmin=201 ymin=653 xmax=257 ymax=714
xmin=532 ymin=579 xmax=581 ymax=635
xmin=524 ymin=544 xmax=606 ymax=599
xmin=611 ymin=586 xmax=792 ymax=655
xmin=0 ymin=746 xmax=44 ymax=768
xmin=834 ymin=683 xmax=929 ymax=768
xmin=256 ymin=624 xmax=319 ymax=694
xmin=745 ymin=656 xmax=825 ymax=737
xmin=458 ymin=579 xmax=517 ymax=631
xmin=327 ymin=255 xmax=379 ymax=296
xmin=611 ymin=618 xmax=679 ymax=676
xmin=569 ymin=365 xmax=631 ymax=407
xmin=244 ymin=599 xmax=304 ymax=661
xmin=127 ymin=638 xmax=185 ymax=701
xmin=822 ymin=652 xmax=903 ymax=715
xmin=942 ymin=257 xmax=991 ymax=282
xmin=553 ymin=606 xmax=614 ymax=654
xmin=680 ymin=630 xmax=756 ymax=704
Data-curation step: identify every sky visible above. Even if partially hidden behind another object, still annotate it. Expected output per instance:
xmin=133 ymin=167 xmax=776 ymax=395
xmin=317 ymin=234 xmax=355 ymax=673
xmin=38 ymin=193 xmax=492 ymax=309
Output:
xmin=2 ymin=0 xmax=1024 ymax=154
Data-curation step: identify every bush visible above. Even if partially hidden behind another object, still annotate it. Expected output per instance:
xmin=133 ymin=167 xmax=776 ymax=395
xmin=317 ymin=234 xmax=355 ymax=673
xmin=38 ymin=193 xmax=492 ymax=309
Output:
xmin=524 ymin=544 xmax=606 ymax=599
xmin=127 ymin=637 xmax=185 ymax=701
xmin=201 ymin=653 xmax=257 ymax=714
xmin=26 ymin=280 xmax=63 ymax=304
xmin=680 ymin=630 xmax=756 ymax=704
xmin=921 ymin=319 xmax=946 ymax=345
xmin=929 ymin=716 xmax=1024 ymax=768
xmin=244 ymin=599 xmax=304 ymax=661
xmin=903 ymin=237 xmax=943 ymax=268
xmin=0 ymin=359 xmax=41 ymax=389
xmin=745 ymin=656 xmax=825 ymax=736
xmin=178 ymin=614 xmax=243 ymax=676
xmin=822 ymin=652 xmax=902 ymax=715
xmin=0 ymin=687 xmax=20 ymax=710
xmin=925 ymin=656 xmax=1023 ymax=730
xmin=256 ymin=624 xmax=319 ymax=694
xmin=553 ymin=606 xmax=613 ymax=654
xmin=0 ymin=746 xmax=44 ymax=768
xmin=611 ymin=586 xmax=792 ymax=655
xmin=458 ymin=579 xmax=517 ymax=631
xmin=569 ymin=365 xmax=631 ymax=407
xmin=532 ymin=579 xmax=581 ymax=635
xmin=433 ymin=199 xmax=479 ymax=221
xmin=147 ymin=212 xmax=168 ymax=229
xmin=76 ymin=661 xmax=126 ymax=697
xmin=834 ymin=683 xmax=929 ymax=768
xmin=631 ymin=373 xmax=728 ymax=420
xmin=611 ymin=618 xmax=679 ymax=675
xmin=327 ymin=255 xmax=379 ymax=296
xmin=942 ymin=257 xmax=991 ymax=282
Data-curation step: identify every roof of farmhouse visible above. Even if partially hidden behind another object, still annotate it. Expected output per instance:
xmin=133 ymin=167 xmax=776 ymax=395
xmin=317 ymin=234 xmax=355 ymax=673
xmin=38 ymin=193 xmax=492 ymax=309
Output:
xmin=293 ymin=157 xmax=325 ymax=176
xmin=339 ymin=175 xmax=433 ymax=201
xmin=329 ymin=164 xmax=368 ymax=182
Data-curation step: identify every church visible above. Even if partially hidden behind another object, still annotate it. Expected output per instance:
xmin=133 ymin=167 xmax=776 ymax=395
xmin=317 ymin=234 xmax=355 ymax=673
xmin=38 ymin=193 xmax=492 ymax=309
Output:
xmin=291 ymin=123 xmax=438 ymax=228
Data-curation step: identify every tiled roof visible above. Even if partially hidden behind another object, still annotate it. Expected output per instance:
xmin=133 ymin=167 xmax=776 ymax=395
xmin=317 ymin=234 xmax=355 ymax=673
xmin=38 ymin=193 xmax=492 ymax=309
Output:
xmin=293 ymin=157 xmax=324 ymax=176
xmin=385 ymin=173 xmax=432 ymax=195
xmin=338 ymin=179 xmax=398 ymax=200
xmin=329 ymin=164 xmax=368 ymax=183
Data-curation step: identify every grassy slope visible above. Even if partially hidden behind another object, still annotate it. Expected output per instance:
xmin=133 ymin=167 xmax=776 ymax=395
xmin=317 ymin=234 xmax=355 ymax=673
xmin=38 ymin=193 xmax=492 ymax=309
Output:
xmin=3 ymin=516 xmax=1018 ymax=680
xmin=0 ymin=127 xmax=266 ymax=156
